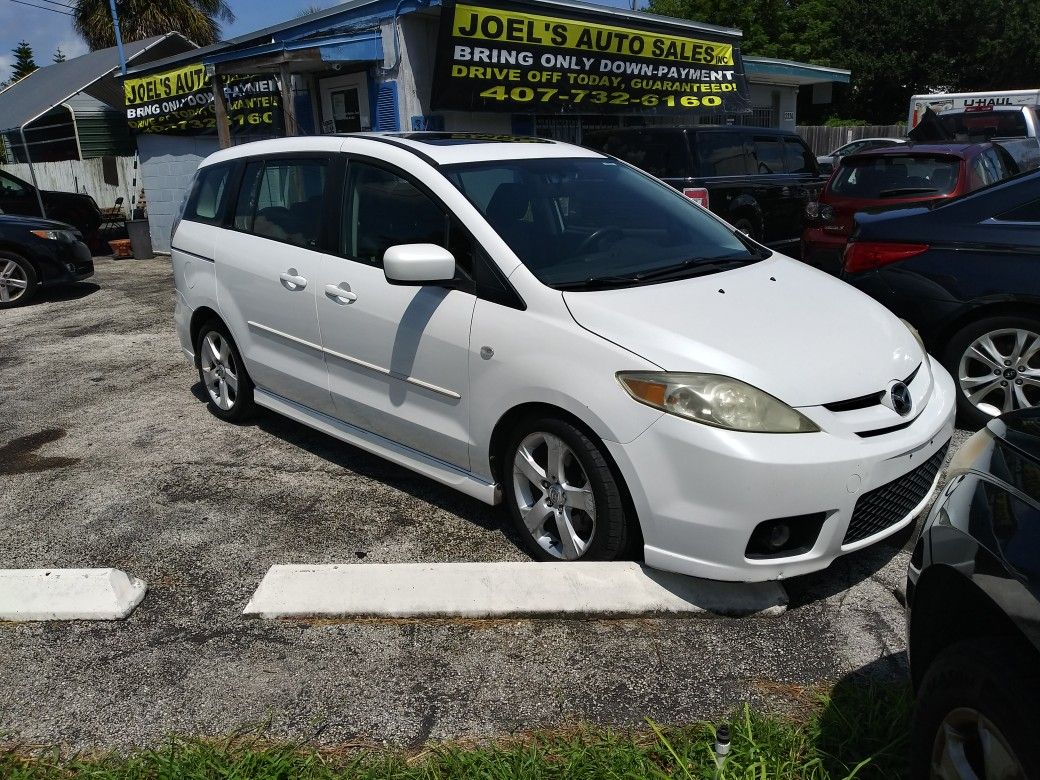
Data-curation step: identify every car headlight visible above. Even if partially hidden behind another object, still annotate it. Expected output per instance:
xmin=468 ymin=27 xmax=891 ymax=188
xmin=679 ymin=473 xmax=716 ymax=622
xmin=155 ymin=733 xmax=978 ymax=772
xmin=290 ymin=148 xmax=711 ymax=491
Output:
xmin=30 ymin=229 xmax=78 ymax=243
xmin=617 ymin=372 xmax=819 ymax=433
xmin=899 ymin=318 xmax=927 ymax=356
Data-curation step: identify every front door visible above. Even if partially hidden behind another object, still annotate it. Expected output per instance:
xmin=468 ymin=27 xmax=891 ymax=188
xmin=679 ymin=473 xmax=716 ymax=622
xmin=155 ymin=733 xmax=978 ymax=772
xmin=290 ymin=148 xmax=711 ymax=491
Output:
xmin=320 ymin=74 xmax=370 ymax=134
xmin=317 ymin=158 xmax=475 ymax=469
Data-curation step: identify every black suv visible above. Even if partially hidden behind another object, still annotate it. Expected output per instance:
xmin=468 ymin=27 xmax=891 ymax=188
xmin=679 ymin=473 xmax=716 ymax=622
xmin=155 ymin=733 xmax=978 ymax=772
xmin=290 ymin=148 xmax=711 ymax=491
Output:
xmin=583 ymin=126 xmax=823 ymax=250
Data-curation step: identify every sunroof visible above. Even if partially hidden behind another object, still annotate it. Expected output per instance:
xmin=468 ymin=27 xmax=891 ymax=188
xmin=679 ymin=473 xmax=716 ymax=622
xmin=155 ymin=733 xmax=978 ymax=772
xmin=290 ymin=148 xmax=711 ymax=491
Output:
xmin=389 ymin=132 xmax=553 ymax=146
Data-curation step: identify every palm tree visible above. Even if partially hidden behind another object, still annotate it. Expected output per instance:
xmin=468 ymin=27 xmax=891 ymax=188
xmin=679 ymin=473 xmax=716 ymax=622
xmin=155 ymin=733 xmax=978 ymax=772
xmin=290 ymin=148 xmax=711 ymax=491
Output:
xmin=73 ymin=0 xmax=235 ymax=50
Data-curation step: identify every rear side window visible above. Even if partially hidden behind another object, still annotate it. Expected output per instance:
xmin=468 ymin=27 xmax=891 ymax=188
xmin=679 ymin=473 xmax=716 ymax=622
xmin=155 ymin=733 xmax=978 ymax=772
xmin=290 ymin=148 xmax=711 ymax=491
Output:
xmin=751 ymin=137 xmax=785 ymax=175
xmin=233 ymin=161 xmax=264 ymax=231
xmin=252 ymin=159 xmax=327 ymax=248
xmin=591 ymin=132 xmax=688 ymax=178
xmin=830 ymin=155 xmax=960 ymax=198
xmin=695 ymin=132 xmax=750 ymax=176
xmin=184 ymin=164 xmax=231 ymax=224
xmin=783 ymin=138 xmax=816 ymax=174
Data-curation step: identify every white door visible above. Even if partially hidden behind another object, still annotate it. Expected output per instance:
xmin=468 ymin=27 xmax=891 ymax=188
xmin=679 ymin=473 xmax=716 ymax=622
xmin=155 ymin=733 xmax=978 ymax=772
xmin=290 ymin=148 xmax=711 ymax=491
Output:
xmin=317 ymin=159 xmax=475 ymax=468
xmin=216 ymin=156 xmax=335 ymax=415
xmin=319 ymin=74 xmax=370 ymax=134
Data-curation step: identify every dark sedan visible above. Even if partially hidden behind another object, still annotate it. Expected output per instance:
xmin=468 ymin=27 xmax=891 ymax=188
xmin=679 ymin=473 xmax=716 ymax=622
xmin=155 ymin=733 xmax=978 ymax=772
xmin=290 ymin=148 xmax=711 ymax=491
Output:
xmin=841 ymin=169 xmax=1040 ymax=427
xmin=0 ymin=214 xmax=94 ymax=308
xmin=0 ymin=169 xmax=102 ymax=247
xmin=907 ymin=410 xmax=1040 ymax=778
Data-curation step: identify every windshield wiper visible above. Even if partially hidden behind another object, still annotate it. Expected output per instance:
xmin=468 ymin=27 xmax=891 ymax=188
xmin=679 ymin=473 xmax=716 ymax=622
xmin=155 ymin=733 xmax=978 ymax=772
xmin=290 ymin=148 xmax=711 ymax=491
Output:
xmin=554 ymin=255 xmax=757 ymax=290
xmin=878 ymin=187 xmax=939 ymax=198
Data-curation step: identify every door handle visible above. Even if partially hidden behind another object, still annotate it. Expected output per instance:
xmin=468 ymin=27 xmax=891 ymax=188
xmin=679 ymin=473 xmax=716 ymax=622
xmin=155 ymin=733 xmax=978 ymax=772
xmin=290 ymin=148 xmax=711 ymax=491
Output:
xmin=324 ymin=283 xmax=358 ymax=304
xmin=279 ymin=269 xmax=308 ymax=290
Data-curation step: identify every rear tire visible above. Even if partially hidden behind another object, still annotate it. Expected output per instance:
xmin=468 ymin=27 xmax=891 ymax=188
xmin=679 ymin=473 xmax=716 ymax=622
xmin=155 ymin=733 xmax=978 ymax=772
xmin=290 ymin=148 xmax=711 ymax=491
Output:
xmin=196 ymin=321 xmax=255 ymax=423
xmin=911 ymin=638 xmax=1040 ymax=779
xmin=502 ymin=416 xmax=631 ymax=562
xmin=0 ymin=251 xmax=38 ymax=309
xmin=941 ymin=315 xmax=1040 ymax=428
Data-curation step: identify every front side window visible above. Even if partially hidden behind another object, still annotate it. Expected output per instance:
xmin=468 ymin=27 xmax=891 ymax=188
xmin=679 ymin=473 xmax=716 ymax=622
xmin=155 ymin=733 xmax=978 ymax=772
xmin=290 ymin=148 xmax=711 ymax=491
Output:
xmin=783 ymin=138 xmax=816 ymax=175
xmin=0 ymin=171 xmax=30 ymax=197
xmin=445 ymin=157 xmax=762 ymax=289
xmin=830 ymin=155 xmax=961 ymax=199
xmin=252 ymin=159 xmax=327 ymax=247
xmin=752 ymin=137 xmax=785 ymax=174
xmin=184 ymin=164 xmax=231 ymax=223
xmin=342 ymin=161 xmax=474 ymax=274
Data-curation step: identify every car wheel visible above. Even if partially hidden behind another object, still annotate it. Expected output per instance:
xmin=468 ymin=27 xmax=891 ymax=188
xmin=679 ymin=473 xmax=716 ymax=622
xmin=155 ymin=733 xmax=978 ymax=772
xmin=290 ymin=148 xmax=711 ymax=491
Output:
xmin=0 ymin=251 xmax=38 ymax=308
xmin=503 ymin=417 xmax=631 ymax=562
xmin=196 ymin=322 xmax=255 ymax=423
xmin=732 ymin=216 xmax=760 ymax=241
xmin=911 ymin=639 xmax=1040 ymax=780
xmin=942 ymin=316 xmax=1040 ymax=428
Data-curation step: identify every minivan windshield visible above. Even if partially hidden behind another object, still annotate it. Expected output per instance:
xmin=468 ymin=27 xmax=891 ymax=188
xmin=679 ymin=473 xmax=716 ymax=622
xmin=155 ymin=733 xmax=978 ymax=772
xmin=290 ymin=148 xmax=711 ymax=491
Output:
xmin=443 ymin=157 xmax=763 ymax=289
xmin=829 ymin=154 xmax=961 ymax=199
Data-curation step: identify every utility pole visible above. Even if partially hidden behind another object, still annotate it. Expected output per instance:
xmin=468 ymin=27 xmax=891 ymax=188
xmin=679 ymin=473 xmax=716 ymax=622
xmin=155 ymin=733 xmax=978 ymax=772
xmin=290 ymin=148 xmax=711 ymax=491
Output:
xmin=108 ymin=0 xmax=127 ymax=75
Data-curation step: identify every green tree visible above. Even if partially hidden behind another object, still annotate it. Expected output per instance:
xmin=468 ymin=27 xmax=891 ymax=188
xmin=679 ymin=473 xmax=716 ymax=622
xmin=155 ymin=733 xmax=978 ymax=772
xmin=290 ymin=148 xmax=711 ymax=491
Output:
xmin=10 ymin=40 xmax=37 ymax=82
xmin=53 ymin=47 xmax=67 ymax=63
xmin=73 ymin=0 xmax=235 ymax=50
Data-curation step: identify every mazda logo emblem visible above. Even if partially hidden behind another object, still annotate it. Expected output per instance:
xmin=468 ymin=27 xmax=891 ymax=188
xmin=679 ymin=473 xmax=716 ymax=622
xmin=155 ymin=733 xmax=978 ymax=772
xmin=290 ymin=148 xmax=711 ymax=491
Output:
xmin=888 ymin=381 xmax=913 ymax=417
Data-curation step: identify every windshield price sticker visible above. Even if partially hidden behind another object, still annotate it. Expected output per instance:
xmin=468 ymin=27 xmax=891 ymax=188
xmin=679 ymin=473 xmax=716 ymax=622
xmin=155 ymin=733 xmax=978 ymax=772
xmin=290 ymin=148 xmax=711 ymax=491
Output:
xmin=432 ymin=0 xmax=750 ymax=115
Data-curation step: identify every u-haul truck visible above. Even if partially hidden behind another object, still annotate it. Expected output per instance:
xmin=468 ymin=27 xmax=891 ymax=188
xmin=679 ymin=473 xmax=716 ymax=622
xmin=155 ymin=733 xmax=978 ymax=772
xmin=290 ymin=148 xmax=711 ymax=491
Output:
xmin=908 ymin=89 xmax=1040 ymax=128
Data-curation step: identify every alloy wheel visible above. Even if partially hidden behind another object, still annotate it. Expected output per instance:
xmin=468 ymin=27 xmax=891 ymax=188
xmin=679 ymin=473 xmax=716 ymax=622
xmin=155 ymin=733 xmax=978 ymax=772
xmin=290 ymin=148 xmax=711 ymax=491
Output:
xmin=0 ymin=259 xmax=29 ymax=303
xmin=931 ymin=707 xmax=1026 ymax=779
xmin=200 ymin=331 xmax=240 ymax=411
xmin=511 ymin=431 xmax=596 ymax=560
xmin=957 ymin=328 xmax=1040 ymax=417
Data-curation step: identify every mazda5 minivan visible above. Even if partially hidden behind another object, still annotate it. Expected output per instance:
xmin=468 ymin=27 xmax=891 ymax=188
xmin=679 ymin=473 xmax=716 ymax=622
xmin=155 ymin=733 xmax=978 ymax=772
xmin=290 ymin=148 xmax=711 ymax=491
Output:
xmin=172 ymin=132 xmax=956 ymax=582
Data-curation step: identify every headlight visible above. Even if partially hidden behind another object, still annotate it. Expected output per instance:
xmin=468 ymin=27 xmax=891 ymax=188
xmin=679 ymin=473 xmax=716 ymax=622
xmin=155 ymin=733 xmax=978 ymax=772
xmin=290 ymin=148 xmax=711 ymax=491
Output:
xmin=30 ymin=229 xmax=78 ymax=243
xmin=899 ymin=318 xmax=927 ymax=356
xmin=617 ymin=372 xmax=819 ymax=433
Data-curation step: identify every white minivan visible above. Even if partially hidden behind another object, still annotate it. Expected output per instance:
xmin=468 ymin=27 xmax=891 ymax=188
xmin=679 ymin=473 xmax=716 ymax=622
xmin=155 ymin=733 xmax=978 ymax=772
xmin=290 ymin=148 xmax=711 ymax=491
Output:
xmin=172 ymin=132 xmax=956 ymax=582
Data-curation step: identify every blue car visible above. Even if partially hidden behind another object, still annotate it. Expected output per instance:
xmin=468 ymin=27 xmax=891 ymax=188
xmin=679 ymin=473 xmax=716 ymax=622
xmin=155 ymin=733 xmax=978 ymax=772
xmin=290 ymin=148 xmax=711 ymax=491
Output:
xmin=842 ymin=169 xmax=1040 ymax=428
xmin=0 ymin=214 xmax=93 ymax=308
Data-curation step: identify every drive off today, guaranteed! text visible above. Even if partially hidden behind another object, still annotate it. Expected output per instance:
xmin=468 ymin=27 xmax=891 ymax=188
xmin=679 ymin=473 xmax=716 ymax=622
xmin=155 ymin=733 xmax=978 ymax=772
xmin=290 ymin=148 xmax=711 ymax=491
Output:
xmin=432 ymin=0 xmax=750 ymax=114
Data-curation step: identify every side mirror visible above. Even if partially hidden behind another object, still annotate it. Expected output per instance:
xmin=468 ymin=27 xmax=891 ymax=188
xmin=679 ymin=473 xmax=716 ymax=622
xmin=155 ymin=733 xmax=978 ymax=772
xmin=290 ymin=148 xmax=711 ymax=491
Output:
xmin=383 ymin=243 xmax=455 ymax=285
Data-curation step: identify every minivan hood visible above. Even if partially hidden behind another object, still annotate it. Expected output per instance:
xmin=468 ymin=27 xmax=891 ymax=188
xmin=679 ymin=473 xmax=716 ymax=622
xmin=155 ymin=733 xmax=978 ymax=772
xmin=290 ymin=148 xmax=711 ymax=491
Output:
xmin=563 ymin=256 xmax=922 ymax=407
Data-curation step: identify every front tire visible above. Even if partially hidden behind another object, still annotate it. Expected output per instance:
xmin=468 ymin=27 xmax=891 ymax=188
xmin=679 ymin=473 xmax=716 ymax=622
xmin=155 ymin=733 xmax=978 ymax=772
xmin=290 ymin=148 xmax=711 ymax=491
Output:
xmin=942 ymin=315 xmax=1040 ymax=428
xmin=911 ymin=639 xmax=1040 ymax=779
xmin=503 ymin=416 xmax=631 ymax=562
xmin=0 ymin=252 xmax=38 ymax=308
xmin=196 ymin=322 xmax=255 ymax=423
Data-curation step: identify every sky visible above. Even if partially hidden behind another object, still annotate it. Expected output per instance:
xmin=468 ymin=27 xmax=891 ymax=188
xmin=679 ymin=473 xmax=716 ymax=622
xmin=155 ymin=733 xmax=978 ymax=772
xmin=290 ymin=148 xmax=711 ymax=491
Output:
xmin=0 ymin=0 xmax=638 ymax=83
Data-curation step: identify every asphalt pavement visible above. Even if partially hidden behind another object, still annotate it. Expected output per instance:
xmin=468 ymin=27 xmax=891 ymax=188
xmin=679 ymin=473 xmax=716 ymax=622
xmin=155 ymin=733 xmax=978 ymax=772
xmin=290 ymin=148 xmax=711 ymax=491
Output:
xmin=0 ymin=257 xmax=970 ymax=749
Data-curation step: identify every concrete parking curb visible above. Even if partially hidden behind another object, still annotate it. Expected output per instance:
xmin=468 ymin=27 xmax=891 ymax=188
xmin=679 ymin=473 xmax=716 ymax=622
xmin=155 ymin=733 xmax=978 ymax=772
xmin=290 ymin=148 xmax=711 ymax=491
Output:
xmin=0 ymin=568 xmax=147 ymax=621
xmin=243 ymin=561 xmax=787 ymax=619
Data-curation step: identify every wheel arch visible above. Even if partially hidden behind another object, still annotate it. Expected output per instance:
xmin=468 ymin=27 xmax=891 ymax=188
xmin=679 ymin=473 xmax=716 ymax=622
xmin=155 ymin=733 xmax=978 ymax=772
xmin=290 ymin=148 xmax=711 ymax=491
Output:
xmin=488 ymin=401 xmax=643 ymax=543
xmin=930 ymin=299 xmax=1040 ymax=355
xmin=188 ymin=305 xmax=224 ymax=367
xmin=909 ymin=563 xmax=1034 ymax=691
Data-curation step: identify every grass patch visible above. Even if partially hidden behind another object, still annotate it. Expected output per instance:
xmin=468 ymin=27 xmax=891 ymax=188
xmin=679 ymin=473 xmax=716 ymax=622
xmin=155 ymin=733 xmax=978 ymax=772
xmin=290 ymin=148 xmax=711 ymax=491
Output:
xmin=1 ymin=681 xmax=911 ymax=779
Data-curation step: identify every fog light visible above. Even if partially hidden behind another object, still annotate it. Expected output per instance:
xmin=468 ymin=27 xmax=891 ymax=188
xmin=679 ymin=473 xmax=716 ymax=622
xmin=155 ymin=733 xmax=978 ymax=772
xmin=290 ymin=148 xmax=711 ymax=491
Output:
xmin=745 ymin=513 xmax=826 ymax=559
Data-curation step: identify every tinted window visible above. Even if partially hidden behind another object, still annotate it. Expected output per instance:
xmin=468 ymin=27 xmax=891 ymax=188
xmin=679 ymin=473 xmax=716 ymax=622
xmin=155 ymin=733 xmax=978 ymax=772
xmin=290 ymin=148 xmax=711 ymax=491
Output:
xmin=752 ymin=137 xmax=785 ymax=174
xmin=783 ymin=138 xmax=816 ymax=174
xmin=233 ymin=160 xmax=263 ymax=231
xmin=971 ymin=154 xmax=1001 ymax=190
xmin=185 ymin=164 xmax=231 ymax=223
xmin=0 ymin=171 xmax=30 ymax=196
xmin=997 ymin=198 xmax=1040 ymax=222
xmin=695 ymin=132 xmax=749 ymax=176
xmin=940 ymin=110 xmax=1029 ymax=139
xmin=252 ymin=159 xmax=327 ymax=247
xmin=343 ymin=161 xmax=454 ymax=268
xmin=590 ymin=132 xmax=688 ymax=178
xmin=445 ymin=157 xmax=760 ymax=289
xmin=830 ymin=155 xmax=960 ymax=198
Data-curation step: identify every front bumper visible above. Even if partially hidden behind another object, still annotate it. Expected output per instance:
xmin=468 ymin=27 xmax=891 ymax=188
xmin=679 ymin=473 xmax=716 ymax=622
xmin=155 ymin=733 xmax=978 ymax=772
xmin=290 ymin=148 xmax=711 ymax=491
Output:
xmin=607 ymin=357 xmax=957 ymax=582
xmin=38 ymin=239 xmax=94 ymax=285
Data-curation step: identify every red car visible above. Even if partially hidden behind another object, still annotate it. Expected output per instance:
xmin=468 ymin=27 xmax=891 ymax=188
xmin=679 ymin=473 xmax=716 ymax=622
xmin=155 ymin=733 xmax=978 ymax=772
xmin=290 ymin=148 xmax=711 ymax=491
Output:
xmin=801 ymin=143 xmax=1018 ymax=273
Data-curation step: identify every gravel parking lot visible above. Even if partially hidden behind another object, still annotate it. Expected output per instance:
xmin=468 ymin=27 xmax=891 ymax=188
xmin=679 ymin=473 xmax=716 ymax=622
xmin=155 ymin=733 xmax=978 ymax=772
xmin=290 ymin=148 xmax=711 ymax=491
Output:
xmin=0 ymin=256 xmax=968 ymax=750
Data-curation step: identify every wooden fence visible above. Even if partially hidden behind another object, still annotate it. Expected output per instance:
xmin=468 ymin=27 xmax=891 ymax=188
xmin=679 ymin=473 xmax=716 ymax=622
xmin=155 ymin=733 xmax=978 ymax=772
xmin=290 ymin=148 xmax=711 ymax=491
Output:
xmin=796 ymin=125 xmax=906 ymax=155
xmin=0 ymin=156 xmax=139 ymax=210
